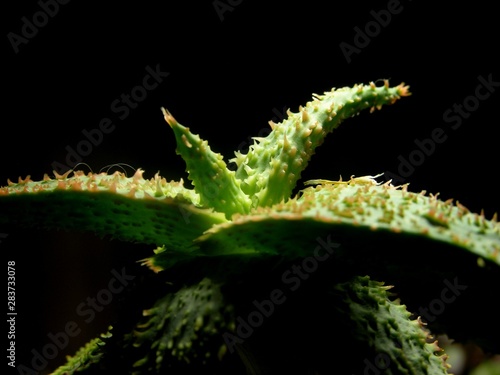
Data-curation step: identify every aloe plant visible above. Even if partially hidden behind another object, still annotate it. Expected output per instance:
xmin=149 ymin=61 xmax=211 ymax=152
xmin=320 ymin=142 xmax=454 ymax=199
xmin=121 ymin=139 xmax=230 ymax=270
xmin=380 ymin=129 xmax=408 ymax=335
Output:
xmin=1 ymin=81 xmax=499 ymax=374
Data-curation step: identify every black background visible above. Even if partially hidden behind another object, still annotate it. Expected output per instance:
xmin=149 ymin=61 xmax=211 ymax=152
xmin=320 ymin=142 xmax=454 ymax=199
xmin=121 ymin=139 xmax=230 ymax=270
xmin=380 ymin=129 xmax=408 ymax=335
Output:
xmin=1 ymin=1 xmax=499 ymax=373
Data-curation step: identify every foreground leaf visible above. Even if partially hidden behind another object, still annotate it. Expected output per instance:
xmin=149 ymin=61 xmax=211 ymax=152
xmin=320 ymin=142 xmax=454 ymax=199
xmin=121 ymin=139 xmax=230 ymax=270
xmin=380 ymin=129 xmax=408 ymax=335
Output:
xmin=0 ymin=169 xmax=226 ymax=251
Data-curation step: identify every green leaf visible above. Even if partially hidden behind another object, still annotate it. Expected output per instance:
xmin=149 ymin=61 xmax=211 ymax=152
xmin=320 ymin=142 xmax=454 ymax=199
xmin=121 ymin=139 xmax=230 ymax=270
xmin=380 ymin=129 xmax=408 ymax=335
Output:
xmin=333 ymin=275 xmax=451 ymax=374
xmin=192 ymin=176 xmax=500 ymax=265
xmin=0 ymin=169 xmax=226 ymax=251
xmin=162 ymin=108 xmax=253 ymax=219
xmin=233 ymin=81 xmax=410 ymax=207
xmin=50 ymin=332 xmax=109 ymax=374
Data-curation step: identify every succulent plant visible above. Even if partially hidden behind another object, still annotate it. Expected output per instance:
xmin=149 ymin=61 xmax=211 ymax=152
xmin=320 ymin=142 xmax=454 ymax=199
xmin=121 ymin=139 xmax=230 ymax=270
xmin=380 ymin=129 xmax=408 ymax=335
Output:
xmin=1 ymin=81 xmax=499 ymax=374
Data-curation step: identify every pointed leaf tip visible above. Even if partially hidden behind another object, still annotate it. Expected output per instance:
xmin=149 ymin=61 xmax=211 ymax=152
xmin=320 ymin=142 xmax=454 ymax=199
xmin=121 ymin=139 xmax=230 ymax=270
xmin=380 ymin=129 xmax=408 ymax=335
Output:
xmin=161 ymin=107 xmax=177 ymax=128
